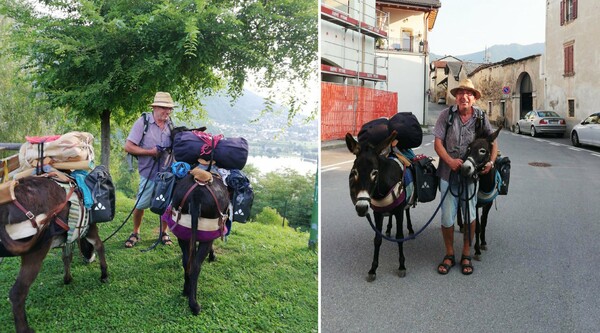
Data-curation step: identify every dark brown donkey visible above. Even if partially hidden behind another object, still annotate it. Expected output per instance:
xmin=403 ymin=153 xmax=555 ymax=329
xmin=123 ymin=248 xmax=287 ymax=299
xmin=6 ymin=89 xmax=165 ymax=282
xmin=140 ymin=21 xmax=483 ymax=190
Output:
xmin=0 ymin=176 xmax=108 ymax=333
xmin=166 ymin=172 xmax=230 ymax=315
xmin=346 ymin=131 xmax=414 ymax=281
xmin=458 ymin=126 xmax=502 ymax=261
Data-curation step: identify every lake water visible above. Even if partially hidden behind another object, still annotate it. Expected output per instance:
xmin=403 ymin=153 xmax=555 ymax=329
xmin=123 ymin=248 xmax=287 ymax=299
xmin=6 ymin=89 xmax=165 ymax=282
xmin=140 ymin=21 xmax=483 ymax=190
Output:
xmin=247 ymin=156 xmax=317 ymax=175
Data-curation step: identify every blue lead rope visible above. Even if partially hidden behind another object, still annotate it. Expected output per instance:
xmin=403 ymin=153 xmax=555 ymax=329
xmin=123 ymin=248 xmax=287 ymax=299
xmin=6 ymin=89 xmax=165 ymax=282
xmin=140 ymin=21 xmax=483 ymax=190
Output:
xmin=365 ymin=186 xmax=449 ymax=243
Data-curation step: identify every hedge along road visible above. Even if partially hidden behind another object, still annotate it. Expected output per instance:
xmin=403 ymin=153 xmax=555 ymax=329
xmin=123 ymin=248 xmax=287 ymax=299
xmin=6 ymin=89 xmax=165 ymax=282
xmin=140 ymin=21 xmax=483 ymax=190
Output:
xmin=320 ymin=130 xmax=600 ymax=333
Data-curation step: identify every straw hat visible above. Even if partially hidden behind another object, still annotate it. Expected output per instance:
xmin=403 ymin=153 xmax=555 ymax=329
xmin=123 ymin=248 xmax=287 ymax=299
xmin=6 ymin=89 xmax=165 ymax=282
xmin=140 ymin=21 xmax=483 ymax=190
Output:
xmin=450 ymin=78 xmax=481 ymax=100
xmin=150 ymin=92 xmax=175 ymax=108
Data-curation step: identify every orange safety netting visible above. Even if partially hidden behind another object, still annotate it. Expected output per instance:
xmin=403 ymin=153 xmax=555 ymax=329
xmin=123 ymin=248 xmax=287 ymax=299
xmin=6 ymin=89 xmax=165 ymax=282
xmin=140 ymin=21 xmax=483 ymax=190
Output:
xmin=321 ymin=82 xmax=398 ymax=141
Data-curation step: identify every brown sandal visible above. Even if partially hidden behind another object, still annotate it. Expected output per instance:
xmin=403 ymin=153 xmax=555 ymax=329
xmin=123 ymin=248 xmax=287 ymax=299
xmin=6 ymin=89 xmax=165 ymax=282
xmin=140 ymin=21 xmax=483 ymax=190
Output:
xmin=124 ymin=233 xmax=140 ymax=248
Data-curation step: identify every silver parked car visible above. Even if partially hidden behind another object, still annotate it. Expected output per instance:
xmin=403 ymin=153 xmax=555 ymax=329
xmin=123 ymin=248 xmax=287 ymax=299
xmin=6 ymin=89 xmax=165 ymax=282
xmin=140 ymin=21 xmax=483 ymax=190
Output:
xmin=571 ymin=112 xmax=600 ymax=148
xmin=515 ymin=110 xmax=567 ymax=137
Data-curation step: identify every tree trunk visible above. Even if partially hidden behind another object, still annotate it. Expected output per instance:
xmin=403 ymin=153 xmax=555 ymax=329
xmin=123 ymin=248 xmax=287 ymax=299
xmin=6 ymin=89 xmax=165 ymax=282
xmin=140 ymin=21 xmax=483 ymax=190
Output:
xmin=101 ymin=109 xmax=111 ymax=170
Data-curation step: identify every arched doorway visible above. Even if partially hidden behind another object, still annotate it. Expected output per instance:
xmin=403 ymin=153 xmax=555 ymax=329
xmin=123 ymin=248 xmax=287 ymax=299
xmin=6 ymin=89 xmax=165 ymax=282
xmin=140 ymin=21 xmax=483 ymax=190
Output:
xmin=518 ymin=72 xmax=533 ymax=119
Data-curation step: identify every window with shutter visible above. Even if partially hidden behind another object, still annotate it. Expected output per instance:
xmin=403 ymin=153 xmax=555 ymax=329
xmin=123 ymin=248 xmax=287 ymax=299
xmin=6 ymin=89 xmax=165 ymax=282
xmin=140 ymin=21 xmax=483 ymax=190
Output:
xmin=568 ymin=99 xmax=575 ymax=118
xmin=561 ymin=0 xmax=578 ymax=24
xmin=564 ymin=44 xmax=574 ymax=76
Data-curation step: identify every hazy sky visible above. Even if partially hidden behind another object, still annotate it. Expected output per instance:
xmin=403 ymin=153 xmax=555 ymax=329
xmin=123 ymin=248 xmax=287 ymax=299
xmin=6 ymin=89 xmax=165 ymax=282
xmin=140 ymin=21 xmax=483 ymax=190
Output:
xmin=428 ymin=0 xmax=546 ymax=56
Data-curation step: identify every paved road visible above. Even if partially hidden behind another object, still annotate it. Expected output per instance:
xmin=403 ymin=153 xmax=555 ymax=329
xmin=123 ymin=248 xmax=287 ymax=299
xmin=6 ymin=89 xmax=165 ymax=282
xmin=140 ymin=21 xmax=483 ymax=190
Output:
xmin=321 ymin=129 xmax=600 ymax=333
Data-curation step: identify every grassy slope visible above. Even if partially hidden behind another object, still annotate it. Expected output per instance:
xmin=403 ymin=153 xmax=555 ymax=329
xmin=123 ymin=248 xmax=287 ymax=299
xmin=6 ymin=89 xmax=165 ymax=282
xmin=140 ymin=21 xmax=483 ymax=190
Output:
xmin=0 ymin=193 xmax=318 ymax=333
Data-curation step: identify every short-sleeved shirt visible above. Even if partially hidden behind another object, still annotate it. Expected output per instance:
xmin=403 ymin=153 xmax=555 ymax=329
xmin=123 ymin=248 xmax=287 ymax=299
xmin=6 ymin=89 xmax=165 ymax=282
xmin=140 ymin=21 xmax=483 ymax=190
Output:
xmin=127 ymin=113 xmax=173 ymax=180
xmin=432 ymin=106 xmax=493 ymax=181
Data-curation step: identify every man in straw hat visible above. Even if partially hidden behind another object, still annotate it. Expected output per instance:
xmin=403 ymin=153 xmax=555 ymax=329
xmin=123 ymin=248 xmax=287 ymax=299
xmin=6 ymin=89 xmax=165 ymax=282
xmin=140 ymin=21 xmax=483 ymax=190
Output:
xmin=432 ymin=78 xmax=498 ymax=275
xmin=123 ymin=92 xmax=175 ymax=248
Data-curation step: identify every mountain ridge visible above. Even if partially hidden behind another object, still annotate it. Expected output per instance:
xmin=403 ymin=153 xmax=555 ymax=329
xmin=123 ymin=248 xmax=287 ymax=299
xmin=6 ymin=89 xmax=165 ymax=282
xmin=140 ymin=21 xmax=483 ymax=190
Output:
xmin=431 ymin=43 xmax=544 ymax=63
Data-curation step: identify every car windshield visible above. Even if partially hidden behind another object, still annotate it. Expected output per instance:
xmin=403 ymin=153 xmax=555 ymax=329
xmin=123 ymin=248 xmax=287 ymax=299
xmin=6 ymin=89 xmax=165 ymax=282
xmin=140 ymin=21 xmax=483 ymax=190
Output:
xmin=537 ymin=111 xmax=560 ymax=118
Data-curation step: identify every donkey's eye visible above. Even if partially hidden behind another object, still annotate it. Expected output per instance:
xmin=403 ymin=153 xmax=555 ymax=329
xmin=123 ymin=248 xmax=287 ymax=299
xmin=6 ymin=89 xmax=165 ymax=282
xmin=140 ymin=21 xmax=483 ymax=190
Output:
xmin=478 ymin=148 xmax=487 ymax=155
xmin=370 ymin=170 xmax=378 ymax=180
xmin=350 ymin=169 xmax=358 ymax=179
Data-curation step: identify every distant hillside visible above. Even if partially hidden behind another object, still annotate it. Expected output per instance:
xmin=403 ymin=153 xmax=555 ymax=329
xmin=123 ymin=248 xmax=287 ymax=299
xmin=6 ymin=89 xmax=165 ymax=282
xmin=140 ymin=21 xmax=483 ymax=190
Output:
xmin=431 ymin=43 xmax=544 ymax=63
xmin=199 ymin=89 xmax=318 ymax=159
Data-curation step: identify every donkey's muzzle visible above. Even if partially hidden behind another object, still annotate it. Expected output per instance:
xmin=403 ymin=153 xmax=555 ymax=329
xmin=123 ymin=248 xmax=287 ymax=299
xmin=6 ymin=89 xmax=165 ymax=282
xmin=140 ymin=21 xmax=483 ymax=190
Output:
xmin=461 ymin=158 xmax=476 ymax=178
xmin=355 ymin=196 xmax=371 ymax=217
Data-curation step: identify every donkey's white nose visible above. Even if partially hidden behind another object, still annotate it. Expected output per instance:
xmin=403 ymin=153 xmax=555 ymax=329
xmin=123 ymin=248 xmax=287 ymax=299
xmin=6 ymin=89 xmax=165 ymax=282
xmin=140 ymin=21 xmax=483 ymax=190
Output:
xmin=461 ymin=160 xmax=475 ymax=177
xmin=355 ymin=200 xmax=370 ymax=216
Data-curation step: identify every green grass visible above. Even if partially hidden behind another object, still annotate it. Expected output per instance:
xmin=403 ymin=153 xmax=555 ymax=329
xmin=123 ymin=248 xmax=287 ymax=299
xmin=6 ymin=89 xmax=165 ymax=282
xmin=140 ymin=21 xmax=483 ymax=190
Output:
xmin=0 ymin=192 xmax=318 ymax=333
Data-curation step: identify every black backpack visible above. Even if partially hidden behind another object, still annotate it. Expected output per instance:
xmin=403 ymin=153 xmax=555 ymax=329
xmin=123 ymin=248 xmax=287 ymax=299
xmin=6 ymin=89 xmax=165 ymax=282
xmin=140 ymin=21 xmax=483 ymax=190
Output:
xmin=84 ymin=165 xmax=116 ymax=223
xmin=412 ymin=156 xmax=438 ymax=203
xmin=495 ymin=156 xmax=511 ymax=195
xmin=227 ymin=169 xmax=254 ymax=223
xmin=150 ymin=171 xmax=176 ymax=215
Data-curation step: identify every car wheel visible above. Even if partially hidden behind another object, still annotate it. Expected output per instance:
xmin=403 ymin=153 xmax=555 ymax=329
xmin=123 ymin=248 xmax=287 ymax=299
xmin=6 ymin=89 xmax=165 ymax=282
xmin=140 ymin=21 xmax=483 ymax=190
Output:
xmin=571 ymin=131 xmax=581 ymax=147
xmin=515 ymin=124 xmax=521 ymax=134
xmin=530 ymin=126 xmax=537 ymax=137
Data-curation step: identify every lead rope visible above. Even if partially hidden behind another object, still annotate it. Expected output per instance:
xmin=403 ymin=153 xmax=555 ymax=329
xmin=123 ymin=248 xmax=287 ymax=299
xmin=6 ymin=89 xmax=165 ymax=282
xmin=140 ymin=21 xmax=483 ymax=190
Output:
xmin=102 ymin=158 xmax=158 ymax=243
xmin=364 ymin=186 xmax=449 ymax=243
xmin=448 ymin=171 xmax=477 ymax=246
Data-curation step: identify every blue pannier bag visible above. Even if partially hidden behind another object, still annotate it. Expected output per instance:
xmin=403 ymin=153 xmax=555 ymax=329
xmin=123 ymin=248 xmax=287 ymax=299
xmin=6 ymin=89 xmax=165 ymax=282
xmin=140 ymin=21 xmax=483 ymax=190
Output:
xmin=495 ymin=156 xmax=511 ymax=195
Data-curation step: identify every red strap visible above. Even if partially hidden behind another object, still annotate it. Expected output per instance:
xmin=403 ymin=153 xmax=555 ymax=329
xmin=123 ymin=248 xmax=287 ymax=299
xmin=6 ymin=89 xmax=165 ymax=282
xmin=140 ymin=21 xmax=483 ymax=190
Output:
xmin=25 ymin=135 xmax=61 ymax=144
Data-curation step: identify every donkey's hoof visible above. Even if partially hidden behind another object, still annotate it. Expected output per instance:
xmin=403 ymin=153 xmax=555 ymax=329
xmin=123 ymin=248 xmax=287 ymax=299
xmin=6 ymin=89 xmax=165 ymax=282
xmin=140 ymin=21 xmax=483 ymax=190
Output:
xmin=63 ymin=276 xmax=73 ymax=285
xmin=481 ymin=244 xmax=488 ymax=251
xmin=190 ymin=303 xmax=201 ymax=316
xmin=474 ymin=254 xmax=481 ymax=261
xmin=398 ymin=269 xmax=406 ymax=278
xmin=366 ymin=273 xmax=376 ymax=282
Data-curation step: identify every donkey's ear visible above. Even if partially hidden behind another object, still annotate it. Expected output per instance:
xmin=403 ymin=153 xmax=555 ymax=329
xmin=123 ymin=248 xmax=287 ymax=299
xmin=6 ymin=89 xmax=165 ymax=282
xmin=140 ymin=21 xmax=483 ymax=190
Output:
xmin=375 ymin=130 xmax=397 ymax=155
xmin=345 ymin=133 xmax=360 ymax=155
xmin=487 ymin=127 xmax=502 ymax=143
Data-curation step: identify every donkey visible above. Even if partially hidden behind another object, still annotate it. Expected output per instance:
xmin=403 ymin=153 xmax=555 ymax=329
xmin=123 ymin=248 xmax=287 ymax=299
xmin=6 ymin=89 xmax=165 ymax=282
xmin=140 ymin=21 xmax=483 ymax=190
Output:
xmin=0 ymin=176 xmax=108 ymax=333
xmin=346 ymin=131 xmax=415 ymax=281
xmin=164 ymin=170 xmax=229 ymax=315
xmin=458 ymin=126 xmax=502 ymax=261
